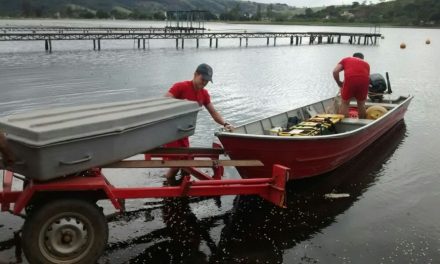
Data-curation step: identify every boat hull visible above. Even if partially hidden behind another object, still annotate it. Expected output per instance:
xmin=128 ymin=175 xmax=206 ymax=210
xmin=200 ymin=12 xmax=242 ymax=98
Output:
xmin=218 ymin=97 xmax=412 ymax=180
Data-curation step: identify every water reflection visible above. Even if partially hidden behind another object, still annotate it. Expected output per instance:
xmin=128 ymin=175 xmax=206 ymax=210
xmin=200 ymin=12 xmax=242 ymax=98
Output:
xmin=127 ymin=197 xmax=215 ymax=264
xmin=211 ymin=121 xmax=407 ymax=263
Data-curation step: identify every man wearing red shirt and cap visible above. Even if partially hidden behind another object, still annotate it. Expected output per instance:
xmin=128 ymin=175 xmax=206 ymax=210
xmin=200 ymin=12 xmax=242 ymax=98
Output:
xmin=164 ymin=63 xmax=233 ymax=183
xmin=333 ymin=52 xmax=370 ymax=119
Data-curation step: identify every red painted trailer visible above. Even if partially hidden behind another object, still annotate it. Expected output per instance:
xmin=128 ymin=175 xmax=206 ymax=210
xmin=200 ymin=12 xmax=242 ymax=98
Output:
xmin=1 ymin=147 xmax=288 ymax=263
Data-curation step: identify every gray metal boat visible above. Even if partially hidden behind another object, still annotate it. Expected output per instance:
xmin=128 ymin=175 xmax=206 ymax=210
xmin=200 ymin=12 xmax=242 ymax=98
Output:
xmin=0 ymin=97 xmax=200 ymax=181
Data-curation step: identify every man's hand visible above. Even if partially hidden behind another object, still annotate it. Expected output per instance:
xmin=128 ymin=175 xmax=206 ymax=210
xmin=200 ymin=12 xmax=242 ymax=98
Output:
xmin=333 ymin=63 xmax=344 ymax=88
xmin=223 ymin=122 xmax=234 ymax=131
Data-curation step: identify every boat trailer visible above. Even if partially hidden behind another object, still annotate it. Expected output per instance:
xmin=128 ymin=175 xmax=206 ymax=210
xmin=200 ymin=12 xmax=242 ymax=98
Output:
xmin=0 ymin=146 xmax=288 ymax=263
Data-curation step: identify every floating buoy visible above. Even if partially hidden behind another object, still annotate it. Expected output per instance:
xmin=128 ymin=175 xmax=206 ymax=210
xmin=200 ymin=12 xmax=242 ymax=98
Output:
xmin=426 ymin=39 xmax=431 ymax=45
xmin=400 ymin=43 xmax=406 ymax=49
xmin=366 ymin=105 xmax=388 ymax=120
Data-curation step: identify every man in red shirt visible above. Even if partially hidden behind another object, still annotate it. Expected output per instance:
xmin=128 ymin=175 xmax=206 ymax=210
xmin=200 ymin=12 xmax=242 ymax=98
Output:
xmin=333 ymin=52 xmax=370 ymax=119
xmin=164 ymin=63 xmax=233 ymax=183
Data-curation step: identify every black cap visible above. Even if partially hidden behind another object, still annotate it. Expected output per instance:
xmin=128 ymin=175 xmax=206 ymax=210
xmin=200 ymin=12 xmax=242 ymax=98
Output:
xmin=196 ymin=63 xmax=213 ymax=82
xmin=353 ymin=52 xmax=364 ymax=59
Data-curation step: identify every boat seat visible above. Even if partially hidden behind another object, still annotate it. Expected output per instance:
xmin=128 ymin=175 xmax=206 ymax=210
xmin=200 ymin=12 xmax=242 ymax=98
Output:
xmin=365 ymin=102 xmax=396 ymax=110
xmin=340 ymin=118 xmax=374 ymax=125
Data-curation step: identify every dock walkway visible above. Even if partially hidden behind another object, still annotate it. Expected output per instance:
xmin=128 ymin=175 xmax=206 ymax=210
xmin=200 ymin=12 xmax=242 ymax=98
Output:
xmin=0 ymin=27 xmax=382 ymax=51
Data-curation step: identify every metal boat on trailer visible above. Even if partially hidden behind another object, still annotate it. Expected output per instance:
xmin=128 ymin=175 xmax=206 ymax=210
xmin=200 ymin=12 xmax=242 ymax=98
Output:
xmin=0 ymin=98 xmax=288 ymax=263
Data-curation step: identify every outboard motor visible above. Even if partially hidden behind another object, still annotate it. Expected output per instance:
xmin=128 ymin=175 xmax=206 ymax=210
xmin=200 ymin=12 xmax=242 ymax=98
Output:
xmin=369 ymin=73 xmax=387 ymax=101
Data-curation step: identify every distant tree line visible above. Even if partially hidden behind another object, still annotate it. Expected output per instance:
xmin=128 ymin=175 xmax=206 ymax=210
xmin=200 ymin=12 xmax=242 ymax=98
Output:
xmin=70 ymin=9 xmax=168 ymax=20
xmin=218 ymin=0 xmax=440 ymax=26
xmin=292 ymin=0 xmax=440 ymax=26
xmin=20 ymin=3 xmax=168 ymax=20
xmin=219 ymin=3 xmax=299 ymax=22
xmin=207 ymin=0 xmax=440 ymax=26
xmin=2 ymin=0 xmax=439 ymax=26
xmin=219 ymin=3 xmax=283 ymax=21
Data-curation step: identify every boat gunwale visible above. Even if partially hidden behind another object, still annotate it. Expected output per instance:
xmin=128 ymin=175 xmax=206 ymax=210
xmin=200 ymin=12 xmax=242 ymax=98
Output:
xmin=216 ymin=95 xmax=413 ymax=141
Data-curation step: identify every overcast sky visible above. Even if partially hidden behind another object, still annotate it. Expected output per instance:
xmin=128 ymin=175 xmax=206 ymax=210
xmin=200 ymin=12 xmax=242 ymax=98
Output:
xmin=249 ymin=0 xmax=387 ymax=7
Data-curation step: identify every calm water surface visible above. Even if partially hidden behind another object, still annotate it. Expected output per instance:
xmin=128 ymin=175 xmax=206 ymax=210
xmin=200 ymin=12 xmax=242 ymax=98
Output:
xmin=0 ymin=20 xmax=439 ymax=263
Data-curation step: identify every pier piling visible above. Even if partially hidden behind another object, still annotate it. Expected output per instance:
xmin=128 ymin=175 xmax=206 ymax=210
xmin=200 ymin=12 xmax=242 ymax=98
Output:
xmin=48 ymin=38 xmax=52 ymax=52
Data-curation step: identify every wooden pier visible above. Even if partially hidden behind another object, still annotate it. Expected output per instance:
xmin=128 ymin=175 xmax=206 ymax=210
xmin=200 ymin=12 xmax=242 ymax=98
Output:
xmin=0 ymin=27 xmax=381 ymax=52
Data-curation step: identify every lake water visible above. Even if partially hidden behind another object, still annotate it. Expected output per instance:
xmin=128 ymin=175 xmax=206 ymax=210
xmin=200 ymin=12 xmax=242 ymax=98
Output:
xmin=0 ymin=19 xmax=439 ymax=263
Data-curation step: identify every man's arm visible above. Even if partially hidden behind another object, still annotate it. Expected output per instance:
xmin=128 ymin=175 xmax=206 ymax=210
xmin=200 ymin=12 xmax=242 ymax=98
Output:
xmin=333 ymin=63 xmax=344 ymax=88
xmin=205 ymin=103 xmax=233 ymax=130
xmin=165 ymin=82 xmax=180 ymax=98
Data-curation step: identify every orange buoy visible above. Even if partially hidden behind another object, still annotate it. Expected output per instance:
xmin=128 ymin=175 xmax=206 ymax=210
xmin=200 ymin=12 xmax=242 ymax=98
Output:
xmin=400 ymin=43 xmax=406 ymax=49
xmin=366 ymin=105 xmax=388 ymax=120
xmin=426 ymin=39 xmax=431 ymax=44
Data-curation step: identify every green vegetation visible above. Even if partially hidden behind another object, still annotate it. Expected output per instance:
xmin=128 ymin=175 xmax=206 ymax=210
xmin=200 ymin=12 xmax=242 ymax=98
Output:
xmin=0 ymin=0 xmax=169 ymax=20
xmin=0 ymin=0 xmax=438 ymax=27
xmin=219 ymin=0 xmax=440 ymax=26
xmin=293 ymin=0 xmax=440 ymax=26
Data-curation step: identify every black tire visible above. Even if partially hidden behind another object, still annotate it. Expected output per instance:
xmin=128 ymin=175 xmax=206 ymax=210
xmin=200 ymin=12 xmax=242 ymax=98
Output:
xmin=22 ymin=198 xmax=108 ymax=264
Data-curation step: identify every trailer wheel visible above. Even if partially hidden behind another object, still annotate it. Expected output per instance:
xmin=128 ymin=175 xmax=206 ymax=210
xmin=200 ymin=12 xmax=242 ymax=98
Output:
xmin=22 ymin=198 xmax=108 ymax=264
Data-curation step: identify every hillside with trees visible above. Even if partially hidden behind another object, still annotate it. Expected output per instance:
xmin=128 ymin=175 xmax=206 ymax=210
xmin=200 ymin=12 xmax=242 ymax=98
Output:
xmin=296 ymin=0 xmax=440 ymax=26
xmin=0 ymin=0 xmax=299 ymax=21
xmin=0 ymin=0 xmax=438 ymax=27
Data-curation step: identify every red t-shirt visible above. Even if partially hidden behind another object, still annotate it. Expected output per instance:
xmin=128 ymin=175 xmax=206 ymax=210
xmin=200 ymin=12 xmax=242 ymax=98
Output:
xmin=339 ymin=57 xmax=370 ymax=101
xmin=339 ymin=57 xmax=370 ymax=78
xmin=168 ymin=80 xmax=211 ymax=107
xmin=165 ymin=80 xmax=211 ymax=148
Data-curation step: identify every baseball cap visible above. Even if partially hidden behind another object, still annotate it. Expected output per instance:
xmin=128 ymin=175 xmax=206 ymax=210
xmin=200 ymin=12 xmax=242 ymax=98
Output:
xmin=353 ymin=52 xmax=364 ymax=59
xmin=196 ymin=63 xmax=213 ymax=82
